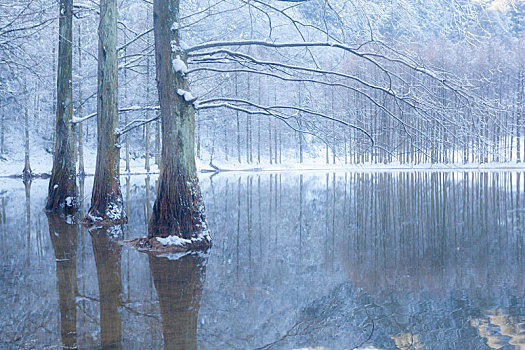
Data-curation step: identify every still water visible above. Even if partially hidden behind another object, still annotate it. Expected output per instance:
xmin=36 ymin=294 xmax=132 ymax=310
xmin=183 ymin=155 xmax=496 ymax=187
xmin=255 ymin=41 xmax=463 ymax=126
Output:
xmin=0 ymin=171 xmax=524 ymax=349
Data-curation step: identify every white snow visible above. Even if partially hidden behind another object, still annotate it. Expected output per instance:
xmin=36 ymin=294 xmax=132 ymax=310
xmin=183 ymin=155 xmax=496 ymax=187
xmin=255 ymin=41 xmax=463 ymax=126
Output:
xmin=177 ymin=89 xmax=196 ymax=102
xmin=156 ymin=235 xmax=192 ymax=246
xmin=155 ymin=229 xmax=211 ymax=247
xmin=171 ymin=21 xmax=179 ymax=31
xmin=179 ymin=40 xmax=189 ymax=50
xmin=65 ymin=196 xmax=74 ymax=206
xmin=106 ymin=225 xmax=123 ymax=238
xmin=158 ymin=251 xmax=191 ymax=261
xmin=172 ymin=55 xmax=188 ymax=74
xmin=53 ymin=184 xmax=58 ymax=189
xmin=86 ymin=213 xmax=103 ymax=222
xmin=105 ymin=201 xmax=123 ymax=221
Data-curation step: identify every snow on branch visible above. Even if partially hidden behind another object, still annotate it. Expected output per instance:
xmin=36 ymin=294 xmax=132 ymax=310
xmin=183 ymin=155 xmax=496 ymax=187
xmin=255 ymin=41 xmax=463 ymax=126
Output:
xmin=116 ymin=114 xmax=160 ymax=136
xmin=186 ymin=40 xmax=481 ymax=109
xmin=197 ymin=97 xmax=375 ymax=146
xmin=71 ymin=105 xmax=160 ymax=124
xmin=189 ymin=49 xmax=403 ymax=103
xmin=186 ymin=39 xmax=362 ymax=54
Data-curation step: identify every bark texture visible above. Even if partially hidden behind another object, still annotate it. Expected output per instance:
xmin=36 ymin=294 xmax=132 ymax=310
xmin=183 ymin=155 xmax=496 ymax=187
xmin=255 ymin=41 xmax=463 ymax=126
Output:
xmin=46 ymin=0 xmax=78 ymax=214
xmin=47 ymin=213 xmax=78 ymax=350
xmin=85 ymin=0 xmax=125 ymax=224
xmin=149 ymin=253 xmax=207 ymax=350
xmin=148 ymin=0 xmax=210 ymax=245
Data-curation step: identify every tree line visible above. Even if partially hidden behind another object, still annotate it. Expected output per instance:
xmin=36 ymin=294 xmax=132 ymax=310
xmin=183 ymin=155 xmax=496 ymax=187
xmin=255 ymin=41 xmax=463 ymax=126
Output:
xmin=1 ymin=0 xmax=524 ymax=246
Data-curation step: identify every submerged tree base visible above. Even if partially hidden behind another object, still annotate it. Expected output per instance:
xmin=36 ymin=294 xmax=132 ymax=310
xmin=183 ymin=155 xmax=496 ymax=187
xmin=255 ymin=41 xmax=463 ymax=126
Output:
xmin=81 ymin=216 xmax=128 ymax=226
xmin=129 ymin=231 xmax=212 ymax=254
xmin=82 ymin=191 xmax=128 ymax=226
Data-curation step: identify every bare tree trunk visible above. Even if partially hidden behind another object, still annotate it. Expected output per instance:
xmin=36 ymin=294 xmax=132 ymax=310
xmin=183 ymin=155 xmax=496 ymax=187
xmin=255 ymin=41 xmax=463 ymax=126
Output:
xmin=235 ymin=72 xmax=241 ymax=163
xmin=257 ymin=75 xmax=261 ymax=164
xmin=298 ymin=82 xmax=303 ymax=164
xmin=145 ymin=46 xmax=151 ymax=172
xmin=269 ymin=118 xmax=272 ymax=164
xmin=145 ymin=120 xmax=151 ymax=171
xmin=274 ymin=122 xmax=278 ymax=164
xmin=23 ymin=82 xmax=32 ymax=181
xmin=84 ymin=0 xmax=125 ymax=224
xmin=78 ymin=23 xmax=85 ymax=177
xmin=46 ymin=0 xmax=78 ymax=214
xmin=146 ymin=0 xmax=210 ymax=247
xmin=124 ymin=44 xmax=130 ymax=173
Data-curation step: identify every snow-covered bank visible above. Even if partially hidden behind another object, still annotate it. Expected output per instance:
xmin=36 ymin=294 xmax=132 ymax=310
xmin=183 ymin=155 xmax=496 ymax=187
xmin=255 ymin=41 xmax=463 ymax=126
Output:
xmin=1 ymin=149 xmax=525 ymax=179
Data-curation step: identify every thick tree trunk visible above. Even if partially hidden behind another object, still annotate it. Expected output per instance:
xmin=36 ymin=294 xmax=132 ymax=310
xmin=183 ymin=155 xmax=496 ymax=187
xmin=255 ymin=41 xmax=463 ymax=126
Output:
xmin=155 ymin=118 xmax=160 ymax=165
xmin=84 ymin=0 xmax=126 ymax=224
xmin=46 ymin=0 xmax=78 ymax=214
xmin=47 ymin=213 xmax=78 ymax=350
xmin=123 ymin=45 xmax=130 ymax=174
xmin=146 ymin=0 xmax=210 ymax=248
xmin=149 ymin=253 xmax=207 ymax=350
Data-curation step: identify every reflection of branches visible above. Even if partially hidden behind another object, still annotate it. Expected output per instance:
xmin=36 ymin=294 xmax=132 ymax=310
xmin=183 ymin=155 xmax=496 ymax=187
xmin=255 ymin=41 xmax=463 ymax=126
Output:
xmin=255 ymin=283 xmax=374 ymax=350
xmin=254 ymin=320 xmax=306 ymax=350
xmin=352 ymin=306 xmax=375 ymax=350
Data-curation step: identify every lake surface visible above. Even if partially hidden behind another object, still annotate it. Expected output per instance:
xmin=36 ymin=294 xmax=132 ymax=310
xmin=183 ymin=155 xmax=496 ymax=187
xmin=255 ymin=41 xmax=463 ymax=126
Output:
xmin=0 ymin=171 xmax=524 ymax=349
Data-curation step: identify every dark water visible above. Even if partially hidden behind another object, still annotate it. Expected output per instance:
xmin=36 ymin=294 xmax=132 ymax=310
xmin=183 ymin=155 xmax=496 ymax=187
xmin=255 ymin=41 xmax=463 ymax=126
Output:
xmin=0 ymin=171 xmax=524 ymax=349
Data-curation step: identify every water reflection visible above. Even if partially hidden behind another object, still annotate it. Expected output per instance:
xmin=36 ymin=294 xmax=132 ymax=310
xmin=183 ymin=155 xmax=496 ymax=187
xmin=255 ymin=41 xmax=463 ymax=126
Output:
xmin=0 ymin=171 xmax=524 ymax=349
xmin=149 ymin=253 xmax=208 ymax=350
xmin=47 ymin=213 xmax=78 ymax=350
xmin=90 ymin=226 xmax=123 ymax=349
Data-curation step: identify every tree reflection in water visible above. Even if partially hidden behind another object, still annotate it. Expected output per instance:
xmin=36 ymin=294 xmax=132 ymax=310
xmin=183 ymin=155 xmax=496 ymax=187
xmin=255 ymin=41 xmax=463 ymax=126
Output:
xmin=2 ymin=171 xmax=523 ymax=349
xmin=47 ymin=213 xmax=78 ymax=350
xmin=148 ymin=252 xmax=208 ymax=350
xmin=90 ymin=226 xmax=123 ymax=350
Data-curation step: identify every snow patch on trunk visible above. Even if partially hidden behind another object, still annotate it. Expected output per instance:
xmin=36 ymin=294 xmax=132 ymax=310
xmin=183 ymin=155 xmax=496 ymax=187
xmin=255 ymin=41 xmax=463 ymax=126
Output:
xmin=172 ymin=55 xmax=188 ymax=74
xmin=106 ymin=200 xmax=124 ymax=221
xmin=177 ymin=89 xmax=197 ymax=102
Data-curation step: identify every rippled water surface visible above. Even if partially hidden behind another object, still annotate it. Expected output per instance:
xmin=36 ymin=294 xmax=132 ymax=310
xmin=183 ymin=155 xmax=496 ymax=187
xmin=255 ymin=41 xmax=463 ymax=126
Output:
xmin=1 ymin=171 xmax=524 ymax=349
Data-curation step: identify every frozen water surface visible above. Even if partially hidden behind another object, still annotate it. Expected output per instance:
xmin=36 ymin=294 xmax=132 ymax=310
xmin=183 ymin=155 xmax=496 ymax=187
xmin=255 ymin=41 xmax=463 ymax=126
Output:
xmin=0 ymin=170 xmax=524 ymax=349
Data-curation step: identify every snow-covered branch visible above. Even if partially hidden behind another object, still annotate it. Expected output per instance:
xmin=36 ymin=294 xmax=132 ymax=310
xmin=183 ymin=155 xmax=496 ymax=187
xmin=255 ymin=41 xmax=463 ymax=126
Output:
xmin=71 ymin=105 xmax=160 ymax=124
xmin=197 ymin=97 xmax=375 ymax=146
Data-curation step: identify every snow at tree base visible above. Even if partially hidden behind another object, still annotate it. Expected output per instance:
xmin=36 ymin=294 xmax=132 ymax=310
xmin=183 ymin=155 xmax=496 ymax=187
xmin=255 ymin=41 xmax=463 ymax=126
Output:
xmin=0 ymin=0 xmax=525 ymax=349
